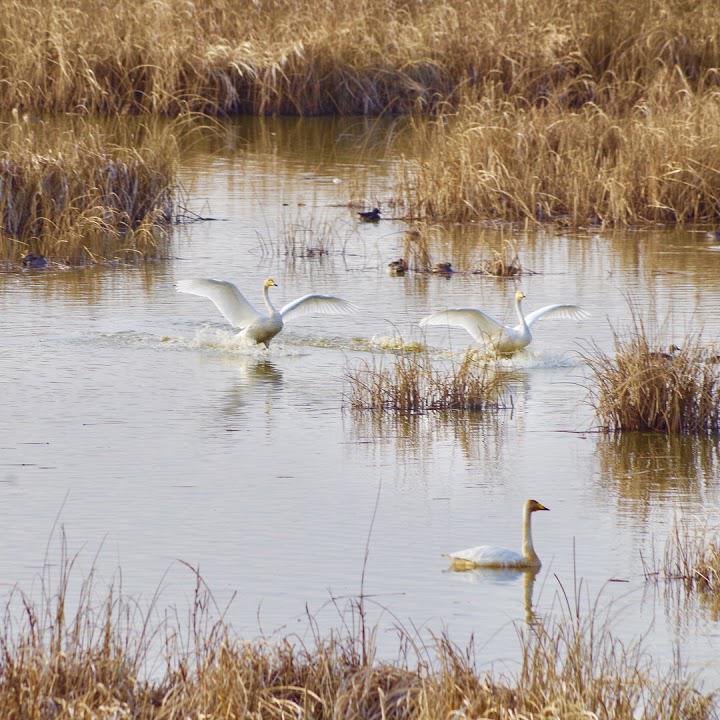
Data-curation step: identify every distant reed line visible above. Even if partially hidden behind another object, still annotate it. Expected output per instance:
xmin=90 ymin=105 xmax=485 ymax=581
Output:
xmin=3 ymin=0 xmax=720 ymax=116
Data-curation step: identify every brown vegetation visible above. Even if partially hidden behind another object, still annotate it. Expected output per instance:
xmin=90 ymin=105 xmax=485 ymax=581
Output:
xmin=3 ymin=0 xmax=720 ymax=117
xmin=584 ymin=320 xmax=720 ymax=435
xmin=345 ymin=350 xmax=510 ymax=413
xmin=479 ymin=243 xmax=523 ymax=277
xmin=0 ymin=554 xmax=714 ymax=719
xmin=399 ymin=97 xmax=720 ymax=226
xmin=0 ymin=116 xmax=176 ymax=267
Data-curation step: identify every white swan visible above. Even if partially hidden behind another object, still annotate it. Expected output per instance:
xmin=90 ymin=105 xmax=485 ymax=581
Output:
xmin=448 ymin=499 xmax=550 ymax=569
xmin=419 ymin=290 xmax=588 ymax=354
xmin=177 ymin=277 xmax=357 ymax=348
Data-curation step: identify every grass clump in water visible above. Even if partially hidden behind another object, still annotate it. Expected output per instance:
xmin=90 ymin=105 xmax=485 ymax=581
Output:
xmin=345 ymin=350 xmax=510 ymax=413
xmin=0 ymin=117 xmax=177 ymax=268
xmin=584 ymin=318 xmax=720 ymax=435
xmin=479 ymin=242 xmax=523 ymax=277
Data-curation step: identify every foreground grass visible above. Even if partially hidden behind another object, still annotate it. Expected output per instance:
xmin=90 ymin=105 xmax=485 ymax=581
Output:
xmin=0 ymin=556 xmax=715 ymax=719
xmin=584 ymin=319 xmax=720 ymax=435
xmin=0 ymin=117 xmax=177 ymax=267
xmin=3 ymin=0 xmax=720 ymax=117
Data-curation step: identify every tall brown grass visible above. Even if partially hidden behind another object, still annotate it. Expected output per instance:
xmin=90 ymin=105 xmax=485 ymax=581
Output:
xmin=399 ymin=97 xmax=720 ymax=226
xmin=584 ymin=319 xmax=720 ymax=435
xmin=0 ymin=550 xmax=714 ymax=719
xmin=0 ymin=116 xmax=176 ymax=266
xmin=345 ymin=349 xmax=511 ymax=413
xmin=3 ymin=0 xmax=720 ymax=117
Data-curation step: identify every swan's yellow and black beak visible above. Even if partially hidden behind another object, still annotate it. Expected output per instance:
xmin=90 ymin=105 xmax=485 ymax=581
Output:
xmin=537 ymin=503 xmax=549 ymax=511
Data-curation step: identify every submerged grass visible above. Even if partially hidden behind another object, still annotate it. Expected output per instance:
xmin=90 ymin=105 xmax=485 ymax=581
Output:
xmin=583 ymin=316 xmax=720 ymax=435
xmin=0 ymin=116 xmax=177 ymax=267
xmin=0 ymin=551 xmax=714 ymax=719
xmin=345 ymin=349 xmax=510 ymax=413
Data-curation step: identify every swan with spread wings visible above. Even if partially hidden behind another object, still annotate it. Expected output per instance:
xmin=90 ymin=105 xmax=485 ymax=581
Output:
xmin=177 ymin=277 xmax=357 ymax=348
xmin=420 ymin=289 xmax=588 ymax=354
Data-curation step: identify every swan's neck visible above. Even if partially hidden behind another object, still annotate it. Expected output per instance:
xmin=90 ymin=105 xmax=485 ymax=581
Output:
xmin=263 ymin=285 xmax=276 ymax=314
xmin=521 ymin=506 xmax=540 ymax=565
xmin=515 ymin=295 xmax=528 ymax=330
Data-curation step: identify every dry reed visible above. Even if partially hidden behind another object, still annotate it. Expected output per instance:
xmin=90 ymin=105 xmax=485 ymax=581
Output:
xmin=3 ymin=0 xmax=720 ymax=117
xmin=647 ymin=520 xmax=720 ymax=594
xmin=345 ymin=350 xmax=510 ymax=413
xmin=399 ymin=97 xmax=720 ymax=226
xmin=583 ymin=319 xmax=720 ymax=435
xmin=479 ymin=243 xmax=523 ymax=277
xmin=0 ymin=550 xmax=714 ymax=719
xmin=0 ymin=116 xmax=177 ymax=267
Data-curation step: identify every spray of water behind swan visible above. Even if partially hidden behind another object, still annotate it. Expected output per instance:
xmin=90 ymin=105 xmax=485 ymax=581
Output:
xmin=177 ymin=277 xmax=358 ymax=348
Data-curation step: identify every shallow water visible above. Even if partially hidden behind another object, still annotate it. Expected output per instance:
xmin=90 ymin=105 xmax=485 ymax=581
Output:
xmin=2 ymin=117 xmax=720 ymax=682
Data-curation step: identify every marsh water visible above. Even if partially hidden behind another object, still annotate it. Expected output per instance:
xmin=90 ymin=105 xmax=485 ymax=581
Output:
xmin=2 ymin=117 xmax=720 ymax=682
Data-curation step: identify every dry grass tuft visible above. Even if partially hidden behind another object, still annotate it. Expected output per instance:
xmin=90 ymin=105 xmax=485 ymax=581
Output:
xmin=584 ymin=318 xmax=720 ymax=435
xmin=479 ymin=243 xmax=523 ymax=277
xmin=345 ymin=349 xmax=510 ymax=413
xmin=0 ymin=117 xmax=177 ymax=267
xmin=650 ymin=520 xmax=720 ymax=594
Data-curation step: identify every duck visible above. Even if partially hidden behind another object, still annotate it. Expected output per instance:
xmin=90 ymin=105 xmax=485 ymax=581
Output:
xmin=387 ymin=258 xmax=408 ymax=276
xmin=431 ymin=262 xmax=453 ymax=274
xmin=420 ymin=289 xmax=588 ymax=355
xmin=177 ymin=277 xmax=357 ymax=348
xmin=648 ymin=344 xmax=681 ymax=362
xmin=358 ymin=208 xmax=381 ymax=222
xmin=448 ymin=499 xmax=550 ymax=570
xmin=21 ymin=253 xmax=48 ymax=269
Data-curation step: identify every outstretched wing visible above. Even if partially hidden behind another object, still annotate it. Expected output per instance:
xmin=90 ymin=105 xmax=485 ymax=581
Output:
xmin=419 ymin=308 xmax=505 ymax=343
xmin=280 ymin=294 xmax=358 ymax=322
xmin=176 ymin=279 xmax=260 ymax=328
xmin=524 ymin=304 xmax=589 ymax=328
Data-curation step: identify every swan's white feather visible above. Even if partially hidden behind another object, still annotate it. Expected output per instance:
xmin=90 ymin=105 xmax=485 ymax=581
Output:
xmin=449 ymin=545 xmax=525 ymax=568
xmin=176 ymin=279 xmax=260 ymax=328
xmin=523 ymin=304 xmax=589 ymax=328
xmin=419 ymin=308 xmax=504 ymax=343
xmin=280 ymin=294 xmax=357 ymax=322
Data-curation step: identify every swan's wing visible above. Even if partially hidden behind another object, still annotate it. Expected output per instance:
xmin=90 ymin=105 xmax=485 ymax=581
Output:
xmin=279 ymin=294 xmax=358 ymax=322
xmin=523 ymin=304 xmax=589 ymax=328
xmin=176 ymin=279 xmax=261 ymax=328
xmin=449 ymin=545 xmax=524 ymax=567
xmin=419 ymin=308 xmax=505 ymax=342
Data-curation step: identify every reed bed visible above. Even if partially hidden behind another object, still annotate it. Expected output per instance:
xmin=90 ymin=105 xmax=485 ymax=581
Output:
xmin=0 ymin=551 xmax=715 ymax=720
xmin=4 ymin=0 xmax=720 ymax=117
xmin=479 ymin=243 xmax=524 ymax=277
xmin=584 ymin=321 xmax=720 ymax=435
xmin=345 ymin=350 xmax=510 ymax=413
xmin=399 ymin=97 xmax=720 ymax=226
xmin=0 ymin=117 xmax=176 ymax=267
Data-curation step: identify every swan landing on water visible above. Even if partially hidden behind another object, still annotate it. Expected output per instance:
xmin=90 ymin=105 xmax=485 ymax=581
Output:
xmin=420 ymin=290 xmax=588 ymax=355
xmin=447 ymin=499 xmax=550 ymax=569
xmin=177 ymin=277 xmax=357 ymax=348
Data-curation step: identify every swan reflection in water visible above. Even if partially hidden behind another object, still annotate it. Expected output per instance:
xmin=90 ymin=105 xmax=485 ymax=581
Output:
xmin=447 ymin=567 xmax=540 ymax=624
xmin=220 ymin=359 xmax=284 ymax=419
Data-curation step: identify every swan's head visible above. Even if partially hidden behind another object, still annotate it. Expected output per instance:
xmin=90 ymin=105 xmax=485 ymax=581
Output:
xmin=526 ymin=499 xmax=549 ymax=513
xmin=264 ymin=278 xmax=278 ymax=289
xmin=515 ymin=290 xmax=526 ymax=302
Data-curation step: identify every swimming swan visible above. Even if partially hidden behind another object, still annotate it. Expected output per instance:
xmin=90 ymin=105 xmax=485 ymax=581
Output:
xmin=177 ymin=277 xmax=357 ymax=348
xmin=448 ymin=499 xmax=550 ymax=569
xmin=420 ymin=290 xmax=587 ymax=354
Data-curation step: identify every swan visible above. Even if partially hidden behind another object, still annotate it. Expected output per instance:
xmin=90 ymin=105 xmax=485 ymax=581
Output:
xmin=448 ymin=499 xmax=550 ymax=569
xmin=419 ymin=289 xmax=588 ymax=354
xmin=177 ymin=277 xmax=357 ymax=348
